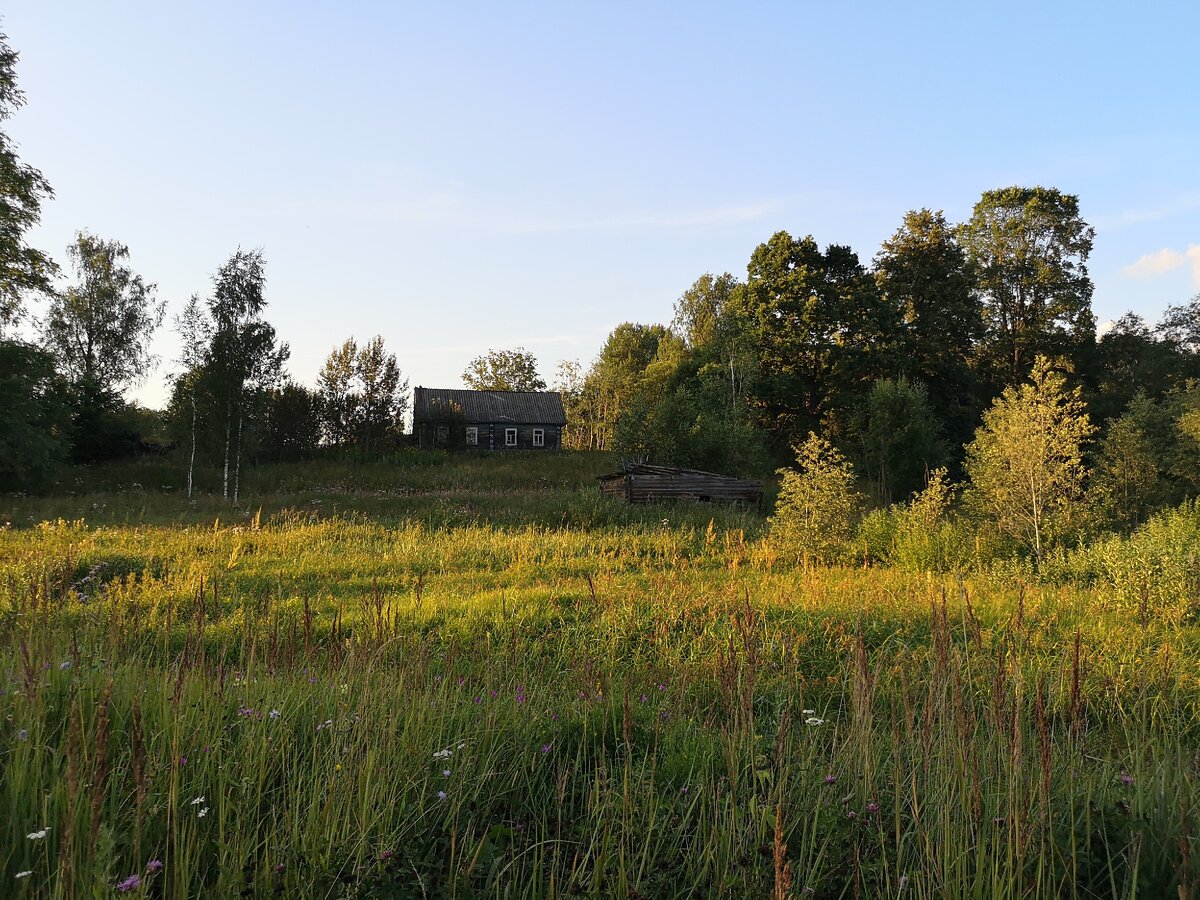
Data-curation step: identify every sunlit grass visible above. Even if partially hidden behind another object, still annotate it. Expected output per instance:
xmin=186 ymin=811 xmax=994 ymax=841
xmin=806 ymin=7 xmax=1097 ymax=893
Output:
xmin=2 ymin=454 xmax=1198 ymax=897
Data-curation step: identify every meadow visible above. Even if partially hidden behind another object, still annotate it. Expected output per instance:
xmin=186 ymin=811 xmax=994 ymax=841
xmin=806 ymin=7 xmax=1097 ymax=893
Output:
xmin=2 ymin=452 xmax=1198 ymax=898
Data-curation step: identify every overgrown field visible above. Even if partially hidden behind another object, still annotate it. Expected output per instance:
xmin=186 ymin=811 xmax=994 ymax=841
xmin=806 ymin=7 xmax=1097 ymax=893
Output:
xmin=2 ymin=454 xmax=1199 ymax=898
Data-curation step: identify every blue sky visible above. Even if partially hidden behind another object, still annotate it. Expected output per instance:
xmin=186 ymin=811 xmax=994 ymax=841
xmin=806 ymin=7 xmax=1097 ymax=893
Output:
xmin=6 ymin=1 xmax=1199 ymax=407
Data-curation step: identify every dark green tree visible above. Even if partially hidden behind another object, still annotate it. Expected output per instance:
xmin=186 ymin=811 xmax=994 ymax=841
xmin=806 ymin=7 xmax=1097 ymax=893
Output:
xmin=728 ymin=232 xmax=899 ymax=446
xmin=0 ymin=340 xmax=71 ymax=491
xmin=0 ymin=29 xmax=56 ymax=336
xmin=874 ymin=209 xmax=981 ymax=448
xmin=960 ymin=187 xmax=1096 ymax=388
xmin=848 ymin=377 xmax=946 ymax=505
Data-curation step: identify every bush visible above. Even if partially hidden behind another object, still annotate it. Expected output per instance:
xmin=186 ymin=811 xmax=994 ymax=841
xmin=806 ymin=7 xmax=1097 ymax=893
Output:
xmin=769 ymin=433 xmax=859 ymax=566
xmin=1052 ymin=499 xmax=1200 ymax=626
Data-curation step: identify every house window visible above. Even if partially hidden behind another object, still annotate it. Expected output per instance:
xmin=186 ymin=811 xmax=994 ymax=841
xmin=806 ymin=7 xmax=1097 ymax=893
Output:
xmin=505 ymin=428 xmax=517 ymax=447
xmin=466 ymin=427 xmax=478 ymax=446
xmin=435 ymin=426 xmax=449 ymax=446
xmin=533 ymin=428 xmax=544 ymax=447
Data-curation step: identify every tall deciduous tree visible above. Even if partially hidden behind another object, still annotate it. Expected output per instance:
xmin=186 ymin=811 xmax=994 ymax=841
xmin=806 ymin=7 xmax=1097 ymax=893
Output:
xmin=316 ymin=335 xmax=407 ymax=450
xmin=960 ymin=187 xmax=1096 ymax=388
xmin=874 ymin=209 xmax=981 ymax=446
xmin=964 ymin=356 xmax=1096 ymax=564
xmin=462 ymin=347 xmax=545 ymax=392
xmin=207 ymin=249 xmax=287 ymax=502
xmin=729 ymin=232 xmax=899 ymax=446
xmin=43 ymin=231 xmax=164 ymax=392
xmin=172 ymin=294 xmax=211 ymax=499
xmin=0 ymin=29 xmax=56 ymax=335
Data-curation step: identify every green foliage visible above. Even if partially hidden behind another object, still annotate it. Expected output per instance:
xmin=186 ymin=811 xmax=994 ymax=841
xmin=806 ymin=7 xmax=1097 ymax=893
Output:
xmin=1054 ymin=499 xmax=1200 ymax=627
xmin=960 ymin=186 xmax=1096 ymax=387
xmin=769 ymin=433 xmax=859 ymax=565
xmin=260 ymin=380 xmax=320 ymax=461
xmin=572 ymin=323 xmax=681 ymax=451
xmin=316 ymin=335 xmax=408 ymax=451
xmin=874 ymin=209 xmax=981 ymax=448
xmin=461 ymin=346 xmax=545 ymax=391
xmin=0 ymin=29 xmax=56 ymax=335
xmin=730 ymin=232 xmax=899 ymax=444
xmin=0 ymin=340 xmax=70 ymax=491
xmin=848 ymin=376 xmax=946 ymax=504
xmin=42 ymin=230 xmax=165 ymax=393
xmin=965 ymin=357 xmax=1096 ymax=564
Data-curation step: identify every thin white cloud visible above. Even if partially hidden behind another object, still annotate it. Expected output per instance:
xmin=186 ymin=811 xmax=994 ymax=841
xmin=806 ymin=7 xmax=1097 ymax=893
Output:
xmin=1095 ymin=192 xmax=1200 ymax=230
xmin=1122 ymin=245 xmax=1200 ymax=285
xmin=1123 ymin=247 xmax=1187 ymax=278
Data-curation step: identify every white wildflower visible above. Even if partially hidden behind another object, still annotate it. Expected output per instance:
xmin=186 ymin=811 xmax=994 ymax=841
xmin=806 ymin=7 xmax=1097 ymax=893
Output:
xmin=197 ymin=807 xmax=209 ymax=817
xmin=805 ymin=717 xmax=825 ymax=726
xmin=190 ymin=796 xmax=205 ymax=805
xmin=16 ymin=871 xmax=32 ymax=879
xmin=27 ymin=828 xmax=50 ymax=840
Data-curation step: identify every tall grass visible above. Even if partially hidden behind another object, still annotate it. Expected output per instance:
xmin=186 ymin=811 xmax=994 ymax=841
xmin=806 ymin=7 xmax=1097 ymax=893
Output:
xmin=2 ymin=457 xmax=1198 ymax=897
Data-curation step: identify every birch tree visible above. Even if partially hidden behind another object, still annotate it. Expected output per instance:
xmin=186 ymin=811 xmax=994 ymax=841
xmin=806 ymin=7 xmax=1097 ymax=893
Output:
xmin=964 ymin=356 xmax=1095 ymax=564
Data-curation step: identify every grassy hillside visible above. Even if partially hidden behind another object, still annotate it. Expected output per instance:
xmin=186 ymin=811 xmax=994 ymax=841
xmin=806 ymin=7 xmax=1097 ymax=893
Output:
xmin=2 ymin=453 xmax=1198 ymax=897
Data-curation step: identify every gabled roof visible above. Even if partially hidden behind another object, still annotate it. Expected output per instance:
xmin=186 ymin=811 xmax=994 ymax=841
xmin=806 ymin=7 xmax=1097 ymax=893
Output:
xmin=413 ymin=387 xmax=567 ymax=425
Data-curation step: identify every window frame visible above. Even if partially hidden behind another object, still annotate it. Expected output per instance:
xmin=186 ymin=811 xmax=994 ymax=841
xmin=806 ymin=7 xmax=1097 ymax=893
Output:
xmin=532 ymin=428 xmax=545 ymax=448
xmin=465 ymin=426 xmax=478 ymax=447
xmin=504 ymin=427 xmax=518 ymax=447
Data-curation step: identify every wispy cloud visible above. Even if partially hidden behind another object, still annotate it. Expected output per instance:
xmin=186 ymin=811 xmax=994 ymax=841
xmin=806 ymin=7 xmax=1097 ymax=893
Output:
xmin=1094 ymin=192 xmax=1200 ymax=230
xmin=1122 ymin=244 xmax=1200 ymax=286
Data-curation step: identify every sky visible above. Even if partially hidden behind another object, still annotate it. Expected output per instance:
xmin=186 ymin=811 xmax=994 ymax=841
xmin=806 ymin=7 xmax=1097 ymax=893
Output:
xmin=5 ymin=1 xmax=1200 ymax=408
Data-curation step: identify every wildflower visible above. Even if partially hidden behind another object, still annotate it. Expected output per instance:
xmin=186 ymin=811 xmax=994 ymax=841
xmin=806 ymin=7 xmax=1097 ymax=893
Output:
xmin=640 ymin=694 xmax=648 ymax=703
xmin=59 ymin=661 xmax=73 ymax=671
xmin=805 ymin=717 xmax=824 ymax=726
xmin=190 ymin=796 xmax=205 ymax=805
xmin=16 ymin=871 xmax=32 ymax=879
xmin=269 ymin=709 xmax=281 ymax=719
xmin=899 ymin=874 xmax=909 ymax=890
xmin=680 ymin=786 xmax=689 ymax=794
xmin=1119 ymin=772 xmax=1135 ymax=786
xmin=802 ymin=709 xmax=815 ymax=716
xmin=145 ymin=860 xmax=163 ymax=873
xmin=317 ymin=719 xmax=333 ymax=731
xmin=456 ymin=742 xmax=465 ymax=750
xmin=334 ymin=764 xmax=342 ymax=772
xmin=473 ymin=696 xmax=482 ymax=704
xmin=866 ymin=800 xmax=880 ymax=814
xmin=237 ymin=706 xmax=255 ymax=717
xmin=116 ymin=873 xmax=141 ymax=892
xmin=847 ymin=810 xmax=857 ymax=820
xmin=16 ymin=728 xmax=28 ymax=741
xmin=433 ymin=749 xmax=452 ymax=760
xmin=27 ymin=828 xmax=50 ymax=840
xmin=197 ymin=807 xmax=208 ymax=818
xmin=541 ymin=743 xmax=552 ymax=754
xmin=274 ymin=863 xmax=285 ymax=873
xmin=442 ymin=769 xmax=451 ymax=777
xmin=436 ymin=790 xmax=447 ymax=801
xmin=824 ymin=774 xmax=837 ymax=784
xmin=178 ymin=756 xmax=187 ymax=767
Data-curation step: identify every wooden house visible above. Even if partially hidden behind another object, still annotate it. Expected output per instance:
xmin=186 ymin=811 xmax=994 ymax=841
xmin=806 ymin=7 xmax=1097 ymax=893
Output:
xmin=413 ymin=387 xmax=567 ymax=451
xmin=597 ymin=464 xmax=764 ymax=505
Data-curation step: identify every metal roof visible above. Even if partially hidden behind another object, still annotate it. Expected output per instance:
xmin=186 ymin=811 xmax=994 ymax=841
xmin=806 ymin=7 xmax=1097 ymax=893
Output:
xmin=413 ymin=387 xmax=567 ymax=425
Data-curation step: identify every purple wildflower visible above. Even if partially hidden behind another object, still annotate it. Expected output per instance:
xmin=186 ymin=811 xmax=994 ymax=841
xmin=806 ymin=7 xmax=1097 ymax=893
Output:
xmin=541 ymin=743 xmax=552 ymax=754
xmin=145 ymin=860 xmax=163 ymax=873
xmin=866 ymin=801 xmax=880 ymax=814
xmin=16 ymin=728 xmax=28 ymax=741
xmin=379 ymin=850 xmax=395 ymax=861
xmin=115 ymin=873 xmax=141 ymax=892
xmin=1119 ymin=772 xmax=1135 ymax=786
xmin=824 ymin=774 xmax=837 ymax=784
xmin=437 ymin=790 xmax=447 ymax=802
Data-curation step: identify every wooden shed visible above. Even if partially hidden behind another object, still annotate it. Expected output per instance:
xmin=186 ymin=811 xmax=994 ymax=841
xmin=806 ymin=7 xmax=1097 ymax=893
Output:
xmin=597 ymin=464 xmax=764 ymax=505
